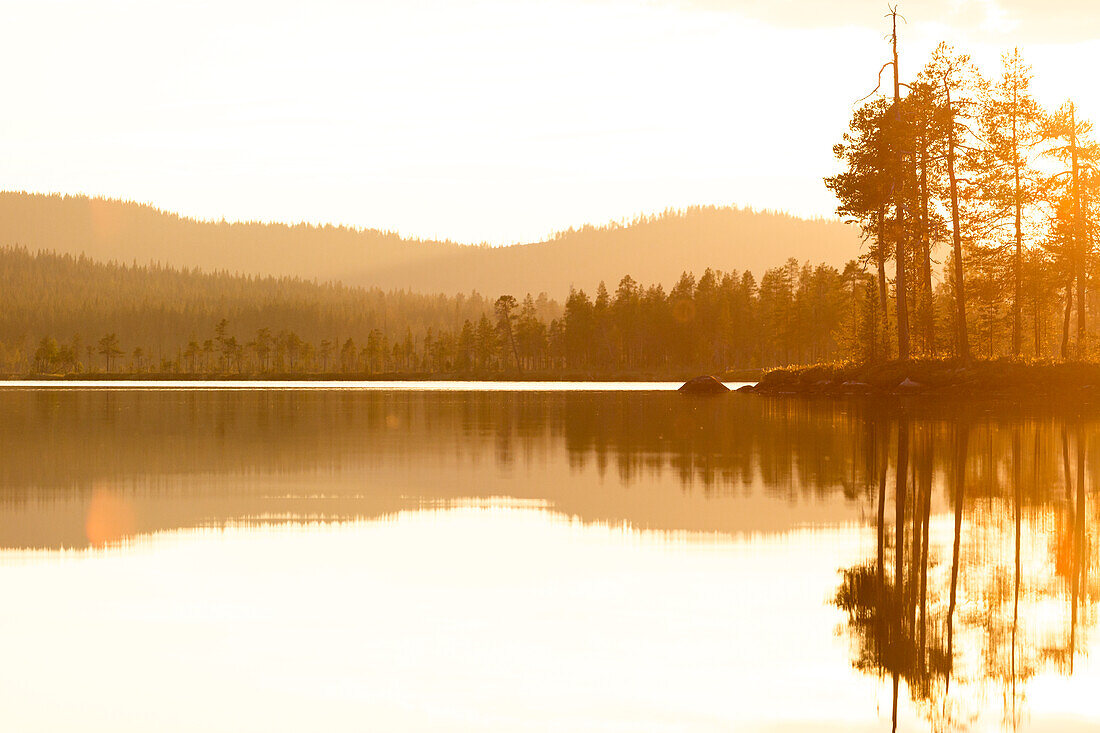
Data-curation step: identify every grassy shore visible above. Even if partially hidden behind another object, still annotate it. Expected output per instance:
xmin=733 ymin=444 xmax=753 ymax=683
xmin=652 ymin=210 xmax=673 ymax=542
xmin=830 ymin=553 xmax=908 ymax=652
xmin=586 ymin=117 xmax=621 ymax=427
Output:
xmin=741 ymin=359 xmax=1100 ymax=398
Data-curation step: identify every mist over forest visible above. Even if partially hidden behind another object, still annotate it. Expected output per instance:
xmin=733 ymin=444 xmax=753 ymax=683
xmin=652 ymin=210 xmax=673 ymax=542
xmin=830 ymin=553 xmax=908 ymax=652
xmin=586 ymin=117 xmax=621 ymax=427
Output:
xmin=0 ymin=192 xmax=860 ymax=297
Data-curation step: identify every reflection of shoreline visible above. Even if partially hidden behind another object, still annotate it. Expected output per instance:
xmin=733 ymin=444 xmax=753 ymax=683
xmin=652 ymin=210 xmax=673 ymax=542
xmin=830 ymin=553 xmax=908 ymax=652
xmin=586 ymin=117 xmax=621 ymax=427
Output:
xmin=0 ymin=470 xmax=868 ymax=551
xmin=3 ymin=390 xmax=1098 ymax=556
xmin=0 ymin=390 xmax=875 ymax=548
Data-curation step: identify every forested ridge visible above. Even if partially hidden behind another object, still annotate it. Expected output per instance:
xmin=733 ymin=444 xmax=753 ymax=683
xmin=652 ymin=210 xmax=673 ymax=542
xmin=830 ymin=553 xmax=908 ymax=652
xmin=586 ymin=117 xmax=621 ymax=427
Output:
xmin=0 ymin=192 xmax=859 ymax=297
xmin=3 ymin=246 xmax=860 ymax=376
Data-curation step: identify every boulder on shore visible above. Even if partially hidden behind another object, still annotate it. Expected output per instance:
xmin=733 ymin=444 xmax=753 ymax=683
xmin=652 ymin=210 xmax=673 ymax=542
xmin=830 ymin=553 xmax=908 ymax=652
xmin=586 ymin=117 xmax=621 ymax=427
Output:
xmin=678 ymin=376 xmax=730 ymax=394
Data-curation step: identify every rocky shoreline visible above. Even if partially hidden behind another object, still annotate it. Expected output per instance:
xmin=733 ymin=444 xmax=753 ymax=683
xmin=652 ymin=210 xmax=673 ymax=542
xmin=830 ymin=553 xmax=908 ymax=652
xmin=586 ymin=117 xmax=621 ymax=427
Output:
xmin=728 ymin=360 xmax=1100 ymax=399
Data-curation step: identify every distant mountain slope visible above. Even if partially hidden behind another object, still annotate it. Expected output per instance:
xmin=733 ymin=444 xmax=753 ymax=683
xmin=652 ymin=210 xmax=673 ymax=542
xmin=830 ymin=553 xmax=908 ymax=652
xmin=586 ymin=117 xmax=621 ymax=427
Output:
xmin=0 ymin=192 xmax=461 ymax=287
xmin=0 ymin=192 xmax=861 ymax=295
xmin=361 ymin=208 xmax=863 ymax=295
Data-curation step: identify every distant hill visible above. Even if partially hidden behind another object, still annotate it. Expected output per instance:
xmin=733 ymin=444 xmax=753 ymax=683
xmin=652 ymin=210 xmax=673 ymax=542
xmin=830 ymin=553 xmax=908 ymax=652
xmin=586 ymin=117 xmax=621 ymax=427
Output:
xmin=0 ymin=192 xmax=861 ymax=296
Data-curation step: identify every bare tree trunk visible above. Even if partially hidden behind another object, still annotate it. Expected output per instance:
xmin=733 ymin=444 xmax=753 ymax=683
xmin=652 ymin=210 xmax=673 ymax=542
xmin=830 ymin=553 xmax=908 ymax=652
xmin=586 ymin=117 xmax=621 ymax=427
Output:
xmin=1072 ymin=103 xmax=1087 ymax=358
xmin=1062 ymin=280 xmax=1073 ymax=360
xmin=919 ymin=139 xmax=934 ymax=354
xmin=1033 ymin=287 xmax=1042 ymax=356
xmin=946 ymin=84 xmax=970 ymax=361
xmin=1077 ymin=267 xmax=1086 ymax=359
xmin=1012 ymin=84 xmax=1023 ymax=357
xmin=508 ymin=328 xmax=522 ymax=373
xmin=877 ymin=210 xmax=891 ymax=359
xmin=1013 ymin=186 xmax=1023 ymax=355
xmin=891 ymin=11 xmax=910 ymax=360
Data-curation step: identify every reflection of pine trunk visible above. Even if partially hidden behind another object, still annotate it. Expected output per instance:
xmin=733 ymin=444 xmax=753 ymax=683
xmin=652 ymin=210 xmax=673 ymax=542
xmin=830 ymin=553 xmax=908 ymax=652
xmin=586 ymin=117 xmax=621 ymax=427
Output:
xmin=884 ymin=418 xmax=910 ymax=727
xmin=909 ymin=450 xmax=920 ymax=633
xmin=1063 ymin=426 xmax=1074 ymax=508
xmin=896 ymin=420 xmax=909 ymax=638
xmin=877 ymin=423 xmax=888 ymax=616
xmin=918 ymin=436 xmax=932 ymax=672
xmin=873 ymin=420 xmax=889 ymax=666
xmin=891 ymin=671 xmax=899 ymax=733
xmin=1071 ymin=423 xmax=1086 ymax=670
xmin=946 ymin=423 xmax=968 ymax=693
xmin=1011 ymin=429 xmax=1021 ymax=709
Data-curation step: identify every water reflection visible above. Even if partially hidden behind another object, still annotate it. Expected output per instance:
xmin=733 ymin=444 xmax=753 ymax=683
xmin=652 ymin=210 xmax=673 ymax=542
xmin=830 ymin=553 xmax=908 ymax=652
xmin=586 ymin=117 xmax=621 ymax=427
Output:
xmin=5 ymin=388 xmax=1100 ymax=730
xmin=0 ymin=389 xmax=885 ymax=547
xmin=835 ymin=417 xmax=1099 ymax=731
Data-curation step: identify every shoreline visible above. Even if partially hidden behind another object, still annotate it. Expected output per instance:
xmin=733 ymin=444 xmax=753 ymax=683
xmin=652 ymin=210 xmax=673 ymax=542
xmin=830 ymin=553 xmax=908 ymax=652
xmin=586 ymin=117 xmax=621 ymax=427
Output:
xmin=0 ymin=369 xmax=765 ymax=383
xmin=739 ymin=359 xmax=1100 ymax=399
xmin=14 ymin=361 xmax=1100 ymax=400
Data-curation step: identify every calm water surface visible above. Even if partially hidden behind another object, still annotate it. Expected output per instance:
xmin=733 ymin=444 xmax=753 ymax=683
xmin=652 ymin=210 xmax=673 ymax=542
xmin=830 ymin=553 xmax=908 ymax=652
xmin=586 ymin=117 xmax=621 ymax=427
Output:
xmin=1 ymin=384 xmax=1098 ymax=731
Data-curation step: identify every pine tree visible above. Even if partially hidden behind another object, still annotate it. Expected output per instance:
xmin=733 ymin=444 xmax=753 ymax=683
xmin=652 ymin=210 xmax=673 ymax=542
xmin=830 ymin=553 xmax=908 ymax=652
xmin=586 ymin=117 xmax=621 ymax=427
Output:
xmin=978 ymin=49 xmax=1047 ymax=356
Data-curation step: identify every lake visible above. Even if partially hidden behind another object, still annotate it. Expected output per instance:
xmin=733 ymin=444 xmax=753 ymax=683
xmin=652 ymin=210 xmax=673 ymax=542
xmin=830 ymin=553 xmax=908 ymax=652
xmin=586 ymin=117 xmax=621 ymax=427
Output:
xmin=1 ymin=384 xmax=1098 ymax=732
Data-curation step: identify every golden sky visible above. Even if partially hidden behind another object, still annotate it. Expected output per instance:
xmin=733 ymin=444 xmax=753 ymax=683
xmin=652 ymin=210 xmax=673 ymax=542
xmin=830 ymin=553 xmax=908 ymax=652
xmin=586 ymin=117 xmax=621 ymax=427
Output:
xmin=1 ymin=0 xmax=1097 ymax=244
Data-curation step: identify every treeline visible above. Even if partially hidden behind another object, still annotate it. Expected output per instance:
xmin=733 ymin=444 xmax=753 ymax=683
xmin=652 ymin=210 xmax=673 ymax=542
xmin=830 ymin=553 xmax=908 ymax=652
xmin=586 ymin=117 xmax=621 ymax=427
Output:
xmin=0 ymin=247 xmax=551 ymax=374
xmin=828 ymin=14 xmax=1100 ymax=361
xmin=2 ymin=246 xmax=866 ymax=376
xmin=7 ymin=236 xmax=1093 ymax=377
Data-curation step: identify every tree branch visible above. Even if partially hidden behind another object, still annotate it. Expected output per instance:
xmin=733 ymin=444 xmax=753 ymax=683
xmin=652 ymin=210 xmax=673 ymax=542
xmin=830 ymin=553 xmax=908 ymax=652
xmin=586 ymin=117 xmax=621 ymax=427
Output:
xmin=856 ymin=62 xmax=895 ymax=104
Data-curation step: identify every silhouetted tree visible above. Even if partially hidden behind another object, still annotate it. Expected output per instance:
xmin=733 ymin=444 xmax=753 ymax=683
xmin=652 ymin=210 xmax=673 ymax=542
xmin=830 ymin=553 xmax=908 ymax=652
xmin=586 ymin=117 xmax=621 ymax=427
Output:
xmin=97 ymin=333 xmax=123 ymax=373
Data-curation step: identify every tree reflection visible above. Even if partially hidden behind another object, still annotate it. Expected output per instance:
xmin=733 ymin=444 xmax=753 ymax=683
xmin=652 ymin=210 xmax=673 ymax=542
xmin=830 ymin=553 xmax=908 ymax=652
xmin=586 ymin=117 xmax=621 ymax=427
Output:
xmin=836 ymin=420 xmax=952 ymax=732
xmin=7 ymin=388 xmax=1100 ymax=729
xmin=835 ymin=416 xmax=1098 ymax=732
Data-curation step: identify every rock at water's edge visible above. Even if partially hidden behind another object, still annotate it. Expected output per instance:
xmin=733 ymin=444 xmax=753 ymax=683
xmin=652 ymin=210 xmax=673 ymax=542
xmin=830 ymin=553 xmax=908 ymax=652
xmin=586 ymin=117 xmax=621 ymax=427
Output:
xmin=678 ymin=375 xmax=730 ymax=394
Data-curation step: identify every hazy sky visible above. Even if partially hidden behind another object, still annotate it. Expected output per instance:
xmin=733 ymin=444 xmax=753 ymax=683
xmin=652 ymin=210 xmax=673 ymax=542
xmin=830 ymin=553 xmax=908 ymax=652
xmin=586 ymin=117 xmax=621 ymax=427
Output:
xmin=1 ymin=0 xmax=1097 ymax=243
